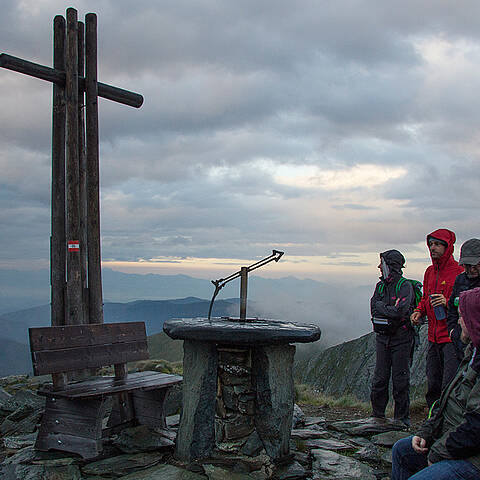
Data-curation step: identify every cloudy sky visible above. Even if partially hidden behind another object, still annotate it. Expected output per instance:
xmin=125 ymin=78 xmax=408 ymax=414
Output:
xmin=1 ymin=0 xmax=480 ymax=288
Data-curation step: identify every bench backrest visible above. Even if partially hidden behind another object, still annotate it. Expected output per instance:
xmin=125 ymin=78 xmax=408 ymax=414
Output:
xmin=29 ymin=322 xmax=149 ymax=376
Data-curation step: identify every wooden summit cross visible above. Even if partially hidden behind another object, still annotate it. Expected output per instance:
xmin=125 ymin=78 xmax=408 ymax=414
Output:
xmin=0 ymin=8 xmax=143 ymax=328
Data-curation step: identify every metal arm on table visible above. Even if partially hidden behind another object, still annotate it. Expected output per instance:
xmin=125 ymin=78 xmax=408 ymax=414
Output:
xmin=207 ymin=250 xmax=284 ymax=320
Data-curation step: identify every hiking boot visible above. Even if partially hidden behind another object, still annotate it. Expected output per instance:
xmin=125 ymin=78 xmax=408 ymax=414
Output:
xmin=393 ymin=418 xmax=411 ymax=430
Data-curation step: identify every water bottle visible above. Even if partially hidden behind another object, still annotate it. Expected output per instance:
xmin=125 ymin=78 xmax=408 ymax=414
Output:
xmin=430 ymin=294 xmax=446 ymax=320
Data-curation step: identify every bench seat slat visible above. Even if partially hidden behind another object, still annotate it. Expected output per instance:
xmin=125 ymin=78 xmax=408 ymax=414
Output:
xmin=29 ymin=322 xmax=147 ymax=351
xmin=32 ymin=340 xmax=149 ymax=375
xmin=37 ymin=371 xmax=182 ymax=398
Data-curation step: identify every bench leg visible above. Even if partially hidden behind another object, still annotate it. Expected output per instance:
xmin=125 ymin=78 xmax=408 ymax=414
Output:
xmin=106 ymin=392 xmax=135 ymax=431
xmin=132 ymin=388 xmax=170 ymax=428
xmin=35 ymin=395 xmax=107 ymax=459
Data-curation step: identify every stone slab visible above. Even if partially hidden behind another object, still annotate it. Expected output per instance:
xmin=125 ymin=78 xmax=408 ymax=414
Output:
xmin=120 ymin=464 xmax=205 ymax=479
xmin=252 ymin=344 xmax=295 ymax=460
xmin=371 ymin=430 xmax=411 ymax=447
xmin=311 ymin=448 xmax=376 ymax=479
xmin=163 ymin=318 xmax=321 ymax=345
xmin=328 ymin=417 xmax=405 ymax=436
xmin=175 ymin=340 xmax=218 ymax=462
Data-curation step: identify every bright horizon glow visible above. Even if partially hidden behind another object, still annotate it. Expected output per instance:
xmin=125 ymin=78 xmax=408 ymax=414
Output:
xmin=102 ymin=249 xmax=432 ymax=285
xmin=273 ymin=163 xmax=407 ymax=190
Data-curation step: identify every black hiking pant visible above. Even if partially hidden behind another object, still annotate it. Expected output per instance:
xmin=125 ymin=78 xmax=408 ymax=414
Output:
xmin=425 ymin=341 xmax=460 ymax=409
xmin=371 ymin=326 xmax=413 ymax=422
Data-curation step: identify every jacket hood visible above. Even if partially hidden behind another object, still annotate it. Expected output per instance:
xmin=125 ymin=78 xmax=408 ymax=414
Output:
xmin=380 ymin=249 xmax=405 ymax=275
xmin=427 ymin=228 xmax=456 ymax=268
xmin=459 ymin=287 xmax=480 ymax=348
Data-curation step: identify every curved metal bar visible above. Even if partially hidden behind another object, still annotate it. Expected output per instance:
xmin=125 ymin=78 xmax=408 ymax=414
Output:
xmin=207 ymin=250 xmax=284 ymax=320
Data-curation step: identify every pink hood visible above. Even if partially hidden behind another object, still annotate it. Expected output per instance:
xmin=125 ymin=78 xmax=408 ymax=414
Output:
xmin=459 ymin=287 xmax=480 ymax=348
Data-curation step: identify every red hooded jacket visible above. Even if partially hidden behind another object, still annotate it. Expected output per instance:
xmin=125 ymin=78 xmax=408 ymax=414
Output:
xmin=415 ymin=229 xmax=464 ymax=343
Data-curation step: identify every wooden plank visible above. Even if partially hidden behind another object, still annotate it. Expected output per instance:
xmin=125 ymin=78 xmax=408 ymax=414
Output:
xmin=39 ymin=404 xmax=104 ymax=437
xmin=35 ymin=432 xmax=102 ymax=459
xmin=32 ymin=340 xmax=149 ymax=375
xmin=38 ymin=372 xmax=182 ymax=398
xmin=29 ymin=322 xmax=146 ymax=351
xmin=35 ymin=395 xmax=106 ymax=458
xmin=0 ymin=53 xmax=144 ymax=108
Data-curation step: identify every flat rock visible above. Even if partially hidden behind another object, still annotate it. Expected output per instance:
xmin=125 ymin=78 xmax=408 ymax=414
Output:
xmin=2 ymin=446 xmax=78 ymax=465
xmin=81 ymin=452 xmax=163 ymax=476
xmin=11 ymin=389 xmax=45 ymax=411
xmin=204 ymin=452 xmax=271 ymax=473
xmin=120 ymin=464 xmax=206 ymax=479
xmin=290 ymin=428 xmax=330 ymax=440
xmin=112 ymin=425 xmax=175 ymax=453
xmin=2 ymin=432 xmax=37 ymax=450
xmin=311 ymin=448 xmax=376 ymax=480
xmin=352 ymin=444 xmax=382 ymax=464
xmin=273 ymin=460 xmax=308 ymax=479
xmin=304 ymin=416 xmax=326 ymax=427
xmin=328 ymin=417 xmax=404 ymax=436
xmin=0 ymin=410 xmax=42 ymax=436
xmin=0 ymin=464 xmax=81 ymax=479
xmin=167 ymin=414 xmax=180 ymax=427
xmin=304 ymin=438 xmax=352 ymax=451
xmin=204 ymin=464 xmax=268 ymax=479
xmin=371 ymin=430 xmax=411 ymax=447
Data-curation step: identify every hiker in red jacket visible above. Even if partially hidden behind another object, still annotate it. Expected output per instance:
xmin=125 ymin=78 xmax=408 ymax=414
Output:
xmin=411 ymin=229 xmax=464 ymax=408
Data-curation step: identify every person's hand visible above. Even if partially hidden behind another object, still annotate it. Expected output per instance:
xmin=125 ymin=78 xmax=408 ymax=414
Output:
xmin=411 ymin=311 xmax=422 ymax=325
xmin=412 ymin=436 xmax=428 ymax=454
xmin=430 ymin=294 xmax=446 ymax=307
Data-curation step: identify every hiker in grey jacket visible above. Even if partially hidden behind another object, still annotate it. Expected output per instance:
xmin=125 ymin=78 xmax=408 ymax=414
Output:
xmin=370 ymin=250 xmax=414 ymax=426
xmin=391 ymin=287 xmax=480 ymax=480
xmin=447 ymin=239 xmax=480 ymax=360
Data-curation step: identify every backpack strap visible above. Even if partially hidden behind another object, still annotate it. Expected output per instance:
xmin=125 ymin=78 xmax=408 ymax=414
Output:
xmin=395 ymin=277 xmax=406 ymax=296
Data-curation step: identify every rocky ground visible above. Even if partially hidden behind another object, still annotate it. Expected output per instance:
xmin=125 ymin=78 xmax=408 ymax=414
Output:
xmin=0 ymin=374 xmax=421 ymax=479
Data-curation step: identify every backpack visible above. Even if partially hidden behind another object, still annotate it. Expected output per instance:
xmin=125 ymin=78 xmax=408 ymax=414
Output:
xmin=373 ymin=277 xmax=422 ymax=335
xmin=378 ymin=277 xmax=422 ymax=309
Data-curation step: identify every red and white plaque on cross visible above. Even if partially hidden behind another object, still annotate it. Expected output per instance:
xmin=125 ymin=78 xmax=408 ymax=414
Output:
xmin=67 ymin=240 xmax=80 ymax=252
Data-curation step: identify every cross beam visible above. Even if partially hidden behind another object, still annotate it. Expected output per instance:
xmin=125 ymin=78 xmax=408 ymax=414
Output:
xmin=0 ymin=53 xmax=143 ymax=108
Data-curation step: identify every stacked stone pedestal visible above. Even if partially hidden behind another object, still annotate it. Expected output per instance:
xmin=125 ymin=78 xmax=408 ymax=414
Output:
xmin=175 ymin=341 xmax=295 ymax=463
xmin=163 ymin=317 xmax=321 ymax=465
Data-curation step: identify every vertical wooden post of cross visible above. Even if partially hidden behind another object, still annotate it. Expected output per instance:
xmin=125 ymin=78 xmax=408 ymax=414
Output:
xmin=51 ymin=15 xmax=66 ymax=327
xmin=78 ymin=20 xmax=89 ymax=324
xmin=85 ymin=13 xmax=104 ymax=324
xmin=65 ymin=8 xmax=83 ymax=326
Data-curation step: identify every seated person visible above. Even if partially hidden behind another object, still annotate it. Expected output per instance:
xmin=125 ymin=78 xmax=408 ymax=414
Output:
xmin=391 ymin=287 xmax=480 ymax=480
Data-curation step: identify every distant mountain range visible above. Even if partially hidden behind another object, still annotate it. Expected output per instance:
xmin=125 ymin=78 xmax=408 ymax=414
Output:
xmin=0 ymin=267 xmax=372 ymax=345
xmin=0 ymin=267 xmax=377 ymax=377
xmin=0 ymin=296 xmax=241 ymax=377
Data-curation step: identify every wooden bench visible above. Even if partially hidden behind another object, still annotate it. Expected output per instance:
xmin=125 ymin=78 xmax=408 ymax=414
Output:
xmin=29 ymin=321 xmax=182 ymax=459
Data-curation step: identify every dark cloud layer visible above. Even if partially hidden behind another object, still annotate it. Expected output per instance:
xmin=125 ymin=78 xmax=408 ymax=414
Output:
xmin=1 ymin=0 xmax=480 ymax=279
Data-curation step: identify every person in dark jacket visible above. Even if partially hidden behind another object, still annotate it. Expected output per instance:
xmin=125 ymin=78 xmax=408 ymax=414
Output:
xmin=410 ymin=229 xmax=464 ymax=408
xmin=370 ymin=250 xmax=414 ymax=426
xmin=391 ymin=287 xmax=480 ymax=480
xmin=447 ymin=239 xmax=480 ymax=360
